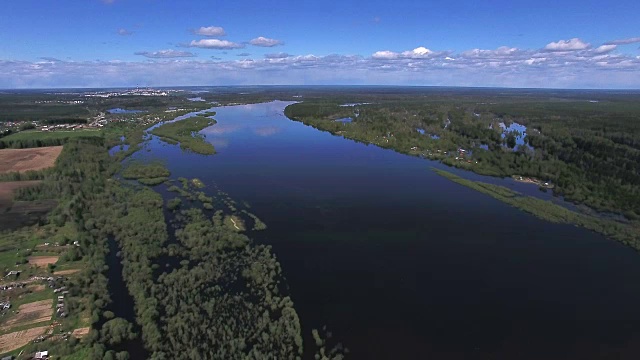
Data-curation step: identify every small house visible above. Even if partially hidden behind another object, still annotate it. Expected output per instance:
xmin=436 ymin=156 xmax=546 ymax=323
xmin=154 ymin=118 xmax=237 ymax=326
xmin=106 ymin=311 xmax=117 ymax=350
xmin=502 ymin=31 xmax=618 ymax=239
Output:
xmin=34 ymin=351 xmax=48 ymax=359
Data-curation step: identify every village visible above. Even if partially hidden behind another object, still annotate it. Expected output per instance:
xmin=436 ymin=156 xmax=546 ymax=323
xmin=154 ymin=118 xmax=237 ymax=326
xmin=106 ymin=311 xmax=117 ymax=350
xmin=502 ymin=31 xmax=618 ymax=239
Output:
xmin=0 ymin=142 xmax=89 ymax=359
xmin=0 ymin=242 xmax=88 ymax=360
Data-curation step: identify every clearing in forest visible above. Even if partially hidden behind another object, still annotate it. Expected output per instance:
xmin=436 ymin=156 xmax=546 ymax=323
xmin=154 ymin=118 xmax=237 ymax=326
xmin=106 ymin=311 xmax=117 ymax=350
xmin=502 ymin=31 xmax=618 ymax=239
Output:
xmin=53 ymin=269 xmax=80 ymax=276
xmin=0 ymin=146 xmax=63 ymax=173
xmin=0 ymin=299 xmax=53 ymax=332
xmin=27 ymin=256 xmax=59 ymax=267
xmin=0 ymin=325 xmax=49 ymax=353
xmin=72 ymin=327 xmax=90 ymax=338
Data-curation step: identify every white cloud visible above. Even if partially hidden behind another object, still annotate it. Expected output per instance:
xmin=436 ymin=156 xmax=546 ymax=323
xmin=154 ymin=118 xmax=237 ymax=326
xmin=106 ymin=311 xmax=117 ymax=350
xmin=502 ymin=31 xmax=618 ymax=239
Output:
xmin=605 ymin=37 xmax=640 ymax=45
xmin=193 ymin=26 xmax=226 ymax=37
xmin=249 ymin=37 xmax=283 ymax=47
xmin=372 ymin=50 xmax=399 ymax=60
xmin=524 ymin=58 xmax=546 ymax=65
xmin=593 ymin=44 xmax=617 ymax=54
xmin=117 ymin=28 xmax=133 ymax=36
xmin=373 ymin=47 xmax=446 ymax=60
xmin=265 ymin=52 xmax=290 ymax=59
xmin=187 ymin=39 xmax=244 ymax=49
xmin=463 ymin=46 xmax=519 ymax=58
xmin=402 ymin=47 xmax=434 ymax=58
xmin=544 ymin=38 xmax=590 ymax=52
xmin=4 ymin=38 xmax=640 ymax=89
xmin=134 ymin=50 xmax=196 ymax=58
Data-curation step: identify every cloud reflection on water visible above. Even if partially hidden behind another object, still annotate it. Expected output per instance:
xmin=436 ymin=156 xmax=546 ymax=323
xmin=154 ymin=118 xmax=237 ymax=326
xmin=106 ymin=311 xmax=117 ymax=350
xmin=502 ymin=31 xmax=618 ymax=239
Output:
xmin=201 ymin=123 xmax=243 ymax=135
xmin=253 ymin=126 xmax=281 ymax=137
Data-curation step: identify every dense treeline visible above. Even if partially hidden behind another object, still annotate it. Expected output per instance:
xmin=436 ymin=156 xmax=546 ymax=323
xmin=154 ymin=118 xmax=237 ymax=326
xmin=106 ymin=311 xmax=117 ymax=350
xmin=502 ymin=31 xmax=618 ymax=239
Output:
xmin=98 ymin=182 xmax=305 ymax=359
xmin=0 ymin=169 xmax=46 ymax=181
xmin=0 ymin=133 xmax=102 ymax=149
xmin=0 ymin=136 xmax=72 ymax=149
xmin=285 ymin=95 xmax=640 ymax=221
xmin=163 ymin=208 xmax=302 ymax=358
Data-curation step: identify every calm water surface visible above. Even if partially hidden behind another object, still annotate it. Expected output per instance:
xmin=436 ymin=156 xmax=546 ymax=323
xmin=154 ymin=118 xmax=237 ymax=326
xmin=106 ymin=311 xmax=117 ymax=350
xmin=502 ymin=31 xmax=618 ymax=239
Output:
xmin=133 ymin=101 xmax=640 ymax=360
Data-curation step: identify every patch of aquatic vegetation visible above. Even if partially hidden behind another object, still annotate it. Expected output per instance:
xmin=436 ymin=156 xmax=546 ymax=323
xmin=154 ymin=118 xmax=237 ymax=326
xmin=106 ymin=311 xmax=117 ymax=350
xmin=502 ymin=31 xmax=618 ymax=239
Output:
xmin=164 ymin=179 xmax=267 ymax=233
xmin=225 ymin=214 xmax=246 ymax=232
xmin=191 ymin=178 xmax=205 ymax=188
xmin=242 ymin=209 xmax=268 ymax=230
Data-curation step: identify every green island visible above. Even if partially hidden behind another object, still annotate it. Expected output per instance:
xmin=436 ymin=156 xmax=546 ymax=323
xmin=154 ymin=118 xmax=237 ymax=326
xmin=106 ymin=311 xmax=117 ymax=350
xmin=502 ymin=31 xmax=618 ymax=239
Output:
xmin=121 ymin=161 xmax=171 ymax=186
xmin=190 ymin=178 xmax=205 ymax=188
xmin=150 ymin=115 xmax=217 ymax=155
xmin=200 ymin=111 xmax=217 ymax=117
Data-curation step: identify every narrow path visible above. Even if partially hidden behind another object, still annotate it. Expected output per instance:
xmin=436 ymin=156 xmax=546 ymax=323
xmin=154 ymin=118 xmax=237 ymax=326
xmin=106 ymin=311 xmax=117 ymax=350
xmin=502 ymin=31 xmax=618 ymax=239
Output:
xmin=230 ymin=217 xmax=240 ymax=230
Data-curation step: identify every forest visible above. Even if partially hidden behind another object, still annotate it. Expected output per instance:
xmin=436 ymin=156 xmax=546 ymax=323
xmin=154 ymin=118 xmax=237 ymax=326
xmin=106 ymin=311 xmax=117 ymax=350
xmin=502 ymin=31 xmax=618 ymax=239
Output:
xmin=0 ymin=130 xmax=103 ymax=149
xmin=284 ymin=91 xmax=640 ymax=224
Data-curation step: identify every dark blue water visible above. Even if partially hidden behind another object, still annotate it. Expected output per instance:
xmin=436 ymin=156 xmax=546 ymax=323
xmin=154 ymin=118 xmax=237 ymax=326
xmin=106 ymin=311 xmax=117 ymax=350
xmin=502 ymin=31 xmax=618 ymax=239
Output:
xmin=500 ymin=121 xmax=534 ymax=152
xmin=133 ymin=101 xmax=640 ymax=360
xmin=104 ymin=237 xmax=148 ymax=359
xmin=108 ymin=144 xmax=129 ymax=156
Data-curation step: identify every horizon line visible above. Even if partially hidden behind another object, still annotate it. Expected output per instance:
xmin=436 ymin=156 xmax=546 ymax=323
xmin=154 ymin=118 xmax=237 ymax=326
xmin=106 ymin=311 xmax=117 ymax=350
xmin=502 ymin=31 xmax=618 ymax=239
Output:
xmin=2 ymin=84 xmax=640 ymax=92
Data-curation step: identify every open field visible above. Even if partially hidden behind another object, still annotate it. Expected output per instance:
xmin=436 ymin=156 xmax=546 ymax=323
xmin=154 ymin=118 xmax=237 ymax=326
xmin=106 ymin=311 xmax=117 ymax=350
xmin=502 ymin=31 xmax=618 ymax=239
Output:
xmin=72 ymin=327 xmax=90 ymax=338
xmin=27 ymin=284 xmax=46 ymax=292
xmin=0 ymin=325 xmax=48 ymax=353
xmin=0 ymin=146 xmax=63 ymax=173
xmin=53 ymin=269 xmax=80 ymax=276
xmin=0 ymin=299 xmax=52 ymax=332
xmin=27 ymin=256 xmax=59 ymax=267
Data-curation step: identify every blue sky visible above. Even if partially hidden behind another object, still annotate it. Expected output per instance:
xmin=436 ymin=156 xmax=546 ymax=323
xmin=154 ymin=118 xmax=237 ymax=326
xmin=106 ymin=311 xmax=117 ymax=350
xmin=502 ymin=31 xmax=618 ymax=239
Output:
xmin=1 ymin=0 xmax=640 ymax=88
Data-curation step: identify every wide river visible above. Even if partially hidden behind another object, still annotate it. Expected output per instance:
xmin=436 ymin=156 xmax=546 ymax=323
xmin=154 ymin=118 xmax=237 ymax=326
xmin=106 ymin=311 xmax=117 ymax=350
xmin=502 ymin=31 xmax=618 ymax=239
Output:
xmin=130 ymin=101 xmax=640 ymax=360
